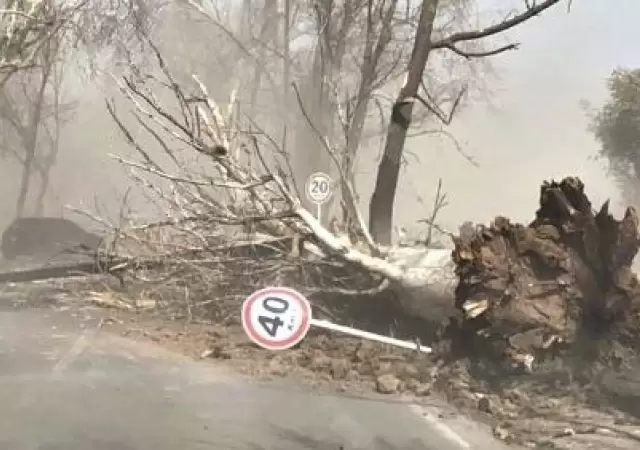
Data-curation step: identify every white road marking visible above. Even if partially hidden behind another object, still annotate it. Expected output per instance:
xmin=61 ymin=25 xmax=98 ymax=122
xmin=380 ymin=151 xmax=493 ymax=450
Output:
xmin=408 ymin=404 xmax=471 ymax=449
xmin=51 ymin=334 xmax=90 ymax=374
xmin=51 ymin=320 xmax=103 ymax=374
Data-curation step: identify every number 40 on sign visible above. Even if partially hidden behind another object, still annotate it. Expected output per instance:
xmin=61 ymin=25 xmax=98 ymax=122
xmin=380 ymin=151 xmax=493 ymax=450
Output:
xmin=241 ymin=287 xmax=312 ymax=351
xmin=241 ymin=286 xmax=432 ymax=353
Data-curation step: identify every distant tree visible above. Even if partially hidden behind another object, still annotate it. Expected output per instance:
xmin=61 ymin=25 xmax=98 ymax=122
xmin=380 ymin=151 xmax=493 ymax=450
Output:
xmin=0 ymin=0 xmax=159 ymax=218
xmin=181 ymin=0 xmax=495 ymax=232
xmin=589 ymin=68 xmax=640 ymax=203
xmin=111 ymin=0 xmax=565 ymax=249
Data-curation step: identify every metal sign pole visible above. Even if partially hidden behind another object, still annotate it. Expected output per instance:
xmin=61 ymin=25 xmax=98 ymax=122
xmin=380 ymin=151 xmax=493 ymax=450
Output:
xmin=306 ymin=172 xmax=332 ymax=227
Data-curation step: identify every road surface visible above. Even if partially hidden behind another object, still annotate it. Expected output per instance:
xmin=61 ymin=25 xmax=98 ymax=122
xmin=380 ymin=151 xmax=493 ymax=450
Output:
xmin=0 ymin=305 xmax=513 ymax=450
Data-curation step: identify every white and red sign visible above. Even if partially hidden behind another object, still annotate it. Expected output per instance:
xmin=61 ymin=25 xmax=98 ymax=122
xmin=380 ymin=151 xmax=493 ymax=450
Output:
xmin=241 ymin=286 xmax=312 ymax=350
xmin=305 ymin=172 xmax=333 ymax=205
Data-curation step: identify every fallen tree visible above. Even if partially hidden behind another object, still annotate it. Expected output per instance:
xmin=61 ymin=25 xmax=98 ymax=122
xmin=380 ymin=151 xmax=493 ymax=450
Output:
xmin=93 ymin=37 xmax=459 ymax=324
xmin=69 ymin=64 xmax=640 ymax=445
xmin=99 ymin=36 xmax=640 ymax=381
xmin=449 ymin=177 xmax=640 ymax=372
xmin=67 ymin=42 xmax=640 ymax=444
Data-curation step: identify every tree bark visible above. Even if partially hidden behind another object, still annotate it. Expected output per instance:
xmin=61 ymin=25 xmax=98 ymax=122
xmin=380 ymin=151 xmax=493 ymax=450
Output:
xmin=368 ymin=0 xmax=439 ymax=245
xmin=340 ymin=0 xmax=398 ymax=230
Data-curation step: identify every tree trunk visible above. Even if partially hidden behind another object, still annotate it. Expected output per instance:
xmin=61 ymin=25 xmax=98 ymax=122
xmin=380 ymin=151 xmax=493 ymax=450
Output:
xmin=368 ymin=0 xmax=439 ymax=245
xmin=15 ymin=147 xmax=34 ymax=217
xmin=247 ymin=0 xmax=278 ymax=113
xmin=36 ymin=61 xmax=63 ymax=216
xmin=35 ymin=133 xmax=59 ymax=216
xmin=282 ymin=0 xmax=291 ymax=108
xmin=16 ymin=59 xmax=52 ymax=217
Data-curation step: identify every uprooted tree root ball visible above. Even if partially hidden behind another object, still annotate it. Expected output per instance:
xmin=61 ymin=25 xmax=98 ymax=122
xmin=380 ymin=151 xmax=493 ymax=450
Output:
xmin=448 ymin=177 xmax=640 ymax=374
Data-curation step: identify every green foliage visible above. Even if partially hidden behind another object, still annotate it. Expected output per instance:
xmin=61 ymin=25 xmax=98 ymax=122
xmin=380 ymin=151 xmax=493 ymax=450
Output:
xmin=591 ymin=68 xmax=640 ymax=189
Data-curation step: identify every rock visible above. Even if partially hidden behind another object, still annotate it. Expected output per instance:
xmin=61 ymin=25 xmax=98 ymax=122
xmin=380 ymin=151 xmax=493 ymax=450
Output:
xmin=405 ymin=379 xmax=420 ymax=392
xmin=313 ymin=334 xmax=330 ymax=349
xmin=552 ymin=428 xmax=575 ymax=438
xmin=135 ymin=298 xmax=156 ymax=309
xmin=199 ymin=349 xmax=213 ymax=359
xmin=208 ymin=327 xmax=227 ymax=338
xmin=310 ymin=355 xmax=332 ymax=371
xmin=353 ymin=341 xmax=374 ymax=362
xmin=309 ymin=350 xmax=332 ymax=372
xmin=414 ymin=382 xmax=432 ymax=396
xmin=374 ymin=361 xmax=393 ymax=376
xmin=398 ymin=363 xmax=419 ymax=379
xmin=330 ymin=359 xmax=350 ymax=380
xmin=376 ymin=374 xmax=400 ymax=394
xmin=268 ymin=356 xmax=289 ymax=376
xmin=345 ymin=369 xmax=360 ymax=382
xmin=477 ymin=396 xmax=491 ymax=413
xmin=504 ymin=388 xmax=529 ymax=403
xmin=207 ymin=345 xmax=232 ymax=359
xmin=493 ymin=425 xmax=509 ymax=440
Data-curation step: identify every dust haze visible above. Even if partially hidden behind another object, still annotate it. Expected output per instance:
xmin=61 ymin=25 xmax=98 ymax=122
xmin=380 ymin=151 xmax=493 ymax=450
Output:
xmin=0 ymin=0 xmax=635 ymax=240
xmin=386 ymin=0 xmax=639 ymax=235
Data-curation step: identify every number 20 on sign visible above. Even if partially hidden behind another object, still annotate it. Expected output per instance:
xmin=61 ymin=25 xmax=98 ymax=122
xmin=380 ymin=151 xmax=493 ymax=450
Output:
xmin=241 ymin=287 xmax=312 ymax=350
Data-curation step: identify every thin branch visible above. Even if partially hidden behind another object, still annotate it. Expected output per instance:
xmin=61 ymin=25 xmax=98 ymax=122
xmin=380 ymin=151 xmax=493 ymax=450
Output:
xmin=415 ymin=85 xmax=466 ymax=125
xmin=424 ymin=178 xmax=448 ymax=247
xmin=431 ymin=0 xmax=561 ymax=50
xmin=408 ymin=127 xmax=479 ymax=167
xmin=109 ymin=153 xmax=274 ymax=190
xmin=443 ymin=42 xmax=519 ymax=59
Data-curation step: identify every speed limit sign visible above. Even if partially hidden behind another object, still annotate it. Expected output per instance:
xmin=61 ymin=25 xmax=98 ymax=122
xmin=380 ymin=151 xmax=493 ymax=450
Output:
xmin=305 ymin=172 xmax=333 ymax=205
xmin=241 ymin=287 xmax=312 ymax=350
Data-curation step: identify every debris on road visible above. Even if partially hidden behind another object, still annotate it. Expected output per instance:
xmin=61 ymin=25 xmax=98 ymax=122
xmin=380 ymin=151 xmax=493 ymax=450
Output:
xmin=5 ymin=177 xmax=640 ymax=449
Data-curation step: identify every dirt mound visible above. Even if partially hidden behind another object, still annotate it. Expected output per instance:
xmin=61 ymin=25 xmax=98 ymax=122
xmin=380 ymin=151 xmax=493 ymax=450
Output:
xmin=449 ymin=176 xmax=640 ymax=373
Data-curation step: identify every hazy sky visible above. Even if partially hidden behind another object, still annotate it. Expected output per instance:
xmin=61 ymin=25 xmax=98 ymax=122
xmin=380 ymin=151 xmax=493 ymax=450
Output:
xmin=361 ymin=0 xmax=640 ymax=236
xmin=1 ymin=0 xmax=637 ymax=239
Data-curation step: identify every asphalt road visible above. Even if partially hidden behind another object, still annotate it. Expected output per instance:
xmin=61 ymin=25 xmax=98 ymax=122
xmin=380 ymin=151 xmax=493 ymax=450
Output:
xmin=0 ymin=306 xmax=513 ymax=450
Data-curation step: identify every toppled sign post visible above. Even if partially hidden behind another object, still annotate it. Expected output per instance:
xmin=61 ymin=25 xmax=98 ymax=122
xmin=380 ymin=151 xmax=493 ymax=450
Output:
xmin=241 ymin=286 xmax=432 ymax=354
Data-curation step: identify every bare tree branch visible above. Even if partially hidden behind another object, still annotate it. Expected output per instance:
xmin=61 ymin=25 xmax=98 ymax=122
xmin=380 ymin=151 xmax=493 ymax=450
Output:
xmin=431 ymin=0 xmax=561 ymax=52
xmin=423 ymin=178 xmax=448 ymax=247
xmin=415 ymin=84 xmax=466 ymax=125
xmin=442 ymin=42 xmax=519 ymax=59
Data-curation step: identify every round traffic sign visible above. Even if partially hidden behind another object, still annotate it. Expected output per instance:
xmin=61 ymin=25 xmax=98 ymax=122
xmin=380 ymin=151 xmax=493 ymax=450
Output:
xmin=241 ymin=286 xmax=312 ymax=350
xmin=305 ymin=172 xmax=333 ymax=205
